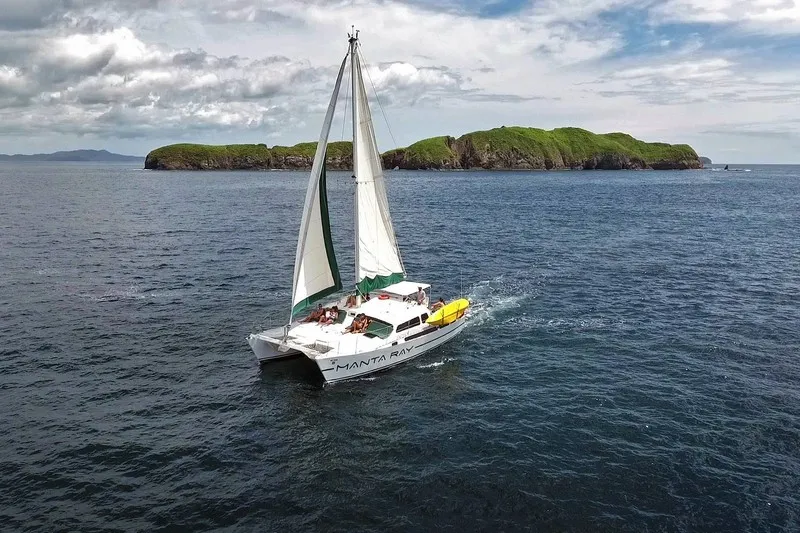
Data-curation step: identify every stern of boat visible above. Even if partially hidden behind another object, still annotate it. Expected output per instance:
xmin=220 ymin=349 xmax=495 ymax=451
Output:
xmin=248 ymin=328 xmax=301 ymax=363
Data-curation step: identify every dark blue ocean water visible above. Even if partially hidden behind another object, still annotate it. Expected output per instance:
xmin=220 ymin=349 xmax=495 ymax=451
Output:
xmin=1 ymin=162 xmax=799 ymax=532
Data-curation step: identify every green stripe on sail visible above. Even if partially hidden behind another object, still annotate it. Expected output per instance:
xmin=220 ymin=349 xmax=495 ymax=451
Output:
xmin=356 ymin=272 xmax=405 ymax=295
xmin=291 ymin=158 xmax=342 ymax=318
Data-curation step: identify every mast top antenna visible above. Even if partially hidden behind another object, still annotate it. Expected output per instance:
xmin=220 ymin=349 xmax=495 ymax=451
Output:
xmin=348 ymin=26 xmax=359 ymax=44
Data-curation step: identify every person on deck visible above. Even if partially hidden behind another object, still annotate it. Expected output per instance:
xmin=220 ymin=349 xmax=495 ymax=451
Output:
xmin=431 ymin=298 xmax=445 ymax=312
xmin=345 ymin=313 xmax=366 ymax=333
xmin=416 ymin=286 xmax=427 ymax=306
xmin=318 ymin=305 xmax=339 ymax=325
xmin=303 ymin=304 xmax=325 ymax=322
xmin=345 ymin=293 xmax=357 ymax=308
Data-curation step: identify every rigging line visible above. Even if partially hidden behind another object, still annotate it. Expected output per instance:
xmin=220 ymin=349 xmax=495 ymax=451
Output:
xmin=356 ymin=44 xmax=398 ymax=151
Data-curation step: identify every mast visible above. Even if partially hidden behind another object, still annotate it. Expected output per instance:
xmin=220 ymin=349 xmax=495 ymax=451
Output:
xmin=349 ymin=27 xmax=360 ymax=288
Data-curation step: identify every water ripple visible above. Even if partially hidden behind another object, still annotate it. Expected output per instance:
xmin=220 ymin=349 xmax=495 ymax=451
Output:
xmin=0 ymin=163 xmax=798 ymax=531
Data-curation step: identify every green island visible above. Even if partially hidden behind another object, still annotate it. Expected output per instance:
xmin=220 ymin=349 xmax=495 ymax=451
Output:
xmin=144 ymin=126 xmax=702 ymax=170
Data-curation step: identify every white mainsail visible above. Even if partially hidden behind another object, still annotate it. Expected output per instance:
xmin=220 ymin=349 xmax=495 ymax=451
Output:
xmin=351 ymin=43 xmax=405 ymax=294
xmin=289 ymin=54 xmax=348 ymax=319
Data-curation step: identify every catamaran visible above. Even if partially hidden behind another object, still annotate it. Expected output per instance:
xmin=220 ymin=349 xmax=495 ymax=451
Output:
xmin=247 ymin=30 xmax=469 ymax=383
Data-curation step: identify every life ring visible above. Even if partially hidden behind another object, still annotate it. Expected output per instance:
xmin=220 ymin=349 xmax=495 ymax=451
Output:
xmin=378 ymin=294 xmax=390 ymax=300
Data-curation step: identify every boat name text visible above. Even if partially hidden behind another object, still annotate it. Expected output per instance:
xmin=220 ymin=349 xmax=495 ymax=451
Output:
xmin=335 ymin=346 xmax=415 ymax=371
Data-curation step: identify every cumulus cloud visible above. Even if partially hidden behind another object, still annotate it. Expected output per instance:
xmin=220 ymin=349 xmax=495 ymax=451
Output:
xmin=0 ymin=0 xmax=799 ymax=162
xmin=0 ymin=1 xmax=565 ymax=144
xmin=653 ymin=0 xmax=800 ymax=34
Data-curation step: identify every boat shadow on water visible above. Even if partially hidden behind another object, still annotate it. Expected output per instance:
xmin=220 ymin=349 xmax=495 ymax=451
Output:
xmin=256 ymin=354 xmax=326 ymax=387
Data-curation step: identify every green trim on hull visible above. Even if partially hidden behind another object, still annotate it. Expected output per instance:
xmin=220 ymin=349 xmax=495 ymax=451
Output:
xmin=357 ymin=272 xmax=405 ymax=295
xmin=291 ymin=159 xmax=342 ymax=318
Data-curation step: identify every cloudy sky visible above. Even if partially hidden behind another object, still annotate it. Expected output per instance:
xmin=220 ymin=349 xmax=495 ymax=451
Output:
xmin=1 ymin=0 xmax=799 ymax=162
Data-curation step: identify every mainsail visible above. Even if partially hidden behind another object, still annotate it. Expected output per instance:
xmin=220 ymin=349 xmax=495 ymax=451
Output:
xmin=351 ymin=42 xmax=405 ymax=294
xmin=289 ymin=55 xmax=348 ymax=319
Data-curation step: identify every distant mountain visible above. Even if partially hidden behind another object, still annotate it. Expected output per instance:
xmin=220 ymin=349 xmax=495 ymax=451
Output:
xmin=699 ymin=156 xmax=712 ymax=165
xmin=0 ymin=149 xmax=142 ymax=162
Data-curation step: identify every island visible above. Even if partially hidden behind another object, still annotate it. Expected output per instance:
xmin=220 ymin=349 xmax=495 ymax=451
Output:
xmin=699 ymin=156 xmax=712 ymax=166
xmin=0 ymin=149 xmax=142 ymax=162
xmin=144 ymin=126 xmax=702 ymax=171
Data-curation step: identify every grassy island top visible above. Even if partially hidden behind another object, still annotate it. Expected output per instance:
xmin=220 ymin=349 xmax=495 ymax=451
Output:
xmin=385 ymin=127 xmax=698 ymax=167
xmin=145 ymin=126 xmax=701 ymax=170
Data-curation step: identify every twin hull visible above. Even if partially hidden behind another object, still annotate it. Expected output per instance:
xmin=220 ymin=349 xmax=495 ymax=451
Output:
xmin=249 ymin=319 xmax=466 ymax=383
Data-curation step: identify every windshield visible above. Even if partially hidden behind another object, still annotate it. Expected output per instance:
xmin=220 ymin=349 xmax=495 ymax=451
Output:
xmin=362 ymin=317 xmax=393 ymax=339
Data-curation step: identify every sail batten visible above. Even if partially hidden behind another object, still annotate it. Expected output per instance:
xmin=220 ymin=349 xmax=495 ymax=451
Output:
xmin=289 ymin=54 xmax=348 ymax=321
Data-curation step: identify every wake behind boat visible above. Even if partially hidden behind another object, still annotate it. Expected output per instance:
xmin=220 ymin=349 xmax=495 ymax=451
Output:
xmin=247 ymin=30 xmax=469 ymax=383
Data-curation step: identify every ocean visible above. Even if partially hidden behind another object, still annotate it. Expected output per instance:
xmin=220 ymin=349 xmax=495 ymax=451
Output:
xmin=1 ymin=162 xmax=798 ymax=532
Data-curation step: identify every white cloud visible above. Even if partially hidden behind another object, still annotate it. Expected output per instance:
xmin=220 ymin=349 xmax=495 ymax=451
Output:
xmin=0 ymin=0 xmax=798 ymax=162
xmin=653 ymin=0 xmax=800 ymax=34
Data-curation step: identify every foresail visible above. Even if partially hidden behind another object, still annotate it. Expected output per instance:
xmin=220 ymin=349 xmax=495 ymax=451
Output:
xmin=352 ymin=49 xmax=405 ymax=294
xmin=290 ymin=55 xmax=348 ymax=319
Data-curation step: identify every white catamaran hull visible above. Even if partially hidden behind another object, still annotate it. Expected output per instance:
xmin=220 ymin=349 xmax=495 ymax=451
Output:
xmin=316 ymin=319 xmax=466 ymax=382
xmin=248 ymin=316 xmax=466 ymax=382
xmin=248 ymin=328 xmax=301 ymax=362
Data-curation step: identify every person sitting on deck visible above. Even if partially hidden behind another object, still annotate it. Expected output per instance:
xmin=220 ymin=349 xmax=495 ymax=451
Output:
xmin=302 ymin=304 xmax=325 ymax=323
xmin=431 ymin=298 xmax=445 ymax=312
xmin=318 ymin=305 xmax=339 ymax=325
xmin=345 ymin=292 xmax=358 ymax=308
xmin=345 ymin=313 xmax=366 ymax=333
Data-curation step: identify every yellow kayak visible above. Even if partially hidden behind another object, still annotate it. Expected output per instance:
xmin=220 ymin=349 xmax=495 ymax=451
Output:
xmin=426 ymin=298 xmax=470 ymax=326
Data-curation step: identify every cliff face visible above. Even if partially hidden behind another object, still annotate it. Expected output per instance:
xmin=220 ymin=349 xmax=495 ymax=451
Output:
xmin=381 ymin=127 xmax=702 ymax=170
xmin=145 ymin=127 xmax=702 ymax=171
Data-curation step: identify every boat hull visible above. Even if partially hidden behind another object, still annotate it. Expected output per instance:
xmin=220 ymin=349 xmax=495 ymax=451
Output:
xmin=314 ymin=318 xmax=466 ymax=383
xmin=248 ymin=332 xmax=301 ymax=362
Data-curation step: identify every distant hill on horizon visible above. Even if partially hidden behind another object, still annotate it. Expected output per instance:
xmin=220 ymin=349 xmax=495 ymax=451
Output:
xmin=0 ymin=149 xmax=143 ymax=162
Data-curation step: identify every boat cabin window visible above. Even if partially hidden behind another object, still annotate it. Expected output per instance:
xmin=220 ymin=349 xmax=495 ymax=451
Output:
xmin=362 ymin=317 xmax=393 ymax=339
xmin=396 ymin=316 xmax=421 ymax=333
xmin=420 ymin=313 xmax=428 ymax=323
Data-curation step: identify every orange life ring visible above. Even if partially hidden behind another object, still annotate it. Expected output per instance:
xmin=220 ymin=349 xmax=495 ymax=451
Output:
xmin=378 ymin=294 xmax=390 ymax=300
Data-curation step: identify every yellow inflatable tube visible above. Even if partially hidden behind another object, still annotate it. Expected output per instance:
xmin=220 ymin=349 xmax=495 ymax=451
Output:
xmin=426 ymin=298 xmax=470 ymax=326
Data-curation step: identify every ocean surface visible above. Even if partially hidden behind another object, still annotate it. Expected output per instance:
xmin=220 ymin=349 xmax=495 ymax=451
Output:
xmin=1 ymin=162 xmax=798 ymax=532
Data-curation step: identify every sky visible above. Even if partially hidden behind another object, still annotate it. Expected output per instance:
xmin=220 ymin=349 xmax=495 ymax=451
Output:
xmin=1 ymin=1 xmax=799 ymax=163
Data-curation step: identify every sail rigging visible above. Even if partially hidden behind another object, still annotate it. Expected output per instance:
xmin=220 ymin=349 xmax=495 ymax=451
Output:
xmin=289 ymin=54 xmax=348 ymax=320
xmin=289 ymin=32 xmax=406 ymax=321
xmin=350 ymin=38 xmax=406 ymax=294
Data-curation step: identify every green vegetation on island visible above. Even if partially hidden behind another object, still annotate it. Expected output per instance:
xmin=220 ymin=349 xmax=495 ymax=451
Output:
xmin=144 ymin=127 xmax=702 ymax=170
xmin=384 ymin=127 xmax=702 ymax=170
xmin=144 ymin=142 xmax=353 ymax=170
